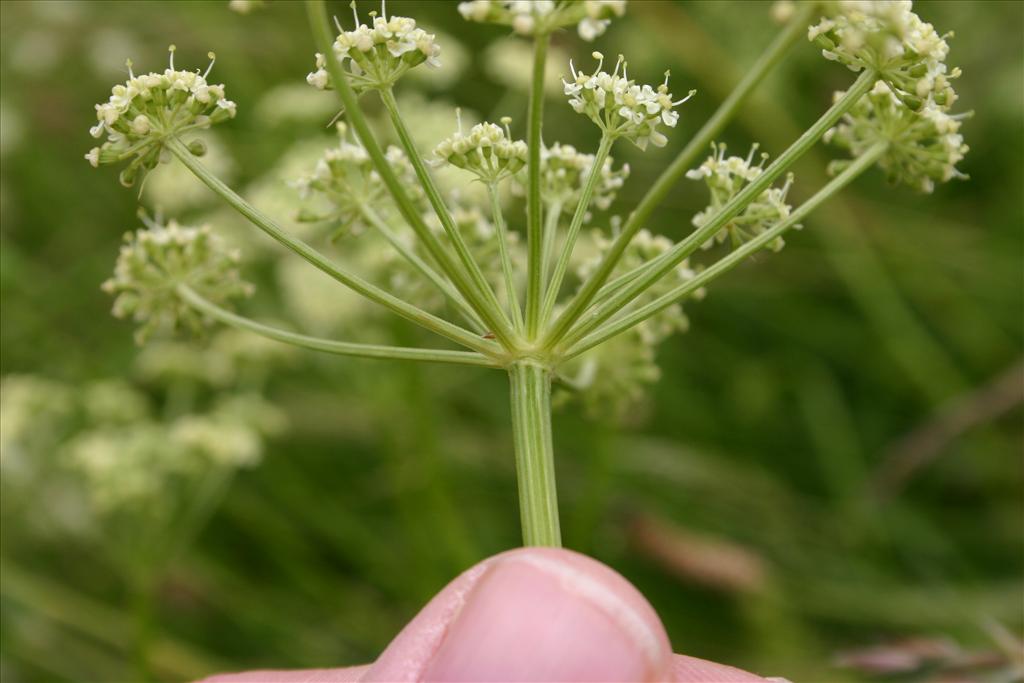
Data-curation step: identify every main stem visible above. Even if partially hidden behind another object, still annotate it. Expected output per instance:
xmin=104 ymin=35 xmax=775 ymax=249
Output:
xmin=508 ymin=361 xmax=561 ymax=547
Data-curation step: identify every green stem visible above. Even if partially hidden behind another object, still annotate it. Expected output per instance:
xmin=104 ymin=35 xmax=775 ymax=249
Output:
xmin=378 ymin=87 xmax=517 ymax=347
xmin=544 ymin=1 xmax=823 ymax=347
xmin=508 ymin=361 xmax=561 ymax=546
xmin=488 ymin=183 xmax=524 ymax=331
xmin=564 ymin=141 xmax=888 ymax=359
xmin=525 ymin=35 xmax=551 ymax=340
xmin=358 ymin=202 xmax=486 ymax=333
xmin=541 ymin=199 xmax=563 ymax=284
xmin=177 ymin=285 xmax=501 ymax=368
xmin=540 ymin=134 xmax=613 ymax=326
xmin=306 ymin=0 xmax=513 ymax=350
xmin=166 ymin=138 xmax=494 ymax=355
xmin=555 ymin=68 xmax=878 ymax=349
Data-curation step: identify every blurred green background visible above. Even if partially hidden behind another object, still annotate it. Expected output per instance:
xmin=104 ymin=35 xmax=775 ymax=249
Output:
xmin=1 ymin=1 xmax=1022 ymax=681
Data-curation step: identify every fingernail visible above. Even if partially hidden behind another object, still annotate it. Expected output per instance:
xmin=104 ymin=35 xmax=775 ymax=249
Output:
xmin=421 ymin=549 xmax=671 ymax=682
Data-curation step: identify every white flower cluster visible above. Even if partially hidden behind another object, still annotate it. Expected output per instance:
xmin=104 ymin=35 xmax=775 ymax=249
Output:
xmin=306 ymin=4 xmax=441 ymax=93
xmin=511 ymin=143 xmax=630 ymax=216
xmin=826 ymin=80 xmax=969 ymax=192
xmin=293 ymin=123 xmax=422 ymax=239
xmin=64 ymin=393 xmax=283 ymax=514
xmin=1 ymin=375 xmax=75 ymax=473
xmin=560 ymin=228 xmax=699 ymax=420
xmin=563 ymin=53 xmax=694 ymax=149
xmin=433 ymin=114 xmax=528 ymax=183
xmin=85 ymin=47 xmax=236 ymax=187
xmin=686 ymin=143 xmax=797 ymax=252
xmin=808 ymin=1 xmax=960 ymax=109
xmin=458 ymin=0 xmax=626 ymax=41
xmin=102 ymin=219 xmax=253 ymax=344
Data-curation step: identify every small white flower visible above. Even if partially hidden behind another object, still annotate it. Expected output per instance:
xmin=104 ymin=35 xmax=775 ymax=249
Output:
xmin=688 ymin=143 xmax=798 ymax=252
xmin=458 ymin=0 xmax=626 ymax=40
xmin=102 ymin=217 xmax=253 ymax=344
xmin=563 ymin=53 xmax=694 ymax=150
xmin=305 ymin=4 xmax=441 ymax=93
xmin=85 ymin=48 xmax=236 ymax=186
xmin=826 ymin=80 xmax=969 ymax=193
xmin=433 ymin=114 xmax=528 ymax=183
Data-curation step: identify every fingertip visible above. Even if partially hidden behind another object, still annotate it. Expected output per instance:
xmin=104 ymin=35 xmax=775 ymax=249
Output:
xmin=364 ymin=546 xmax=673 ymax=682
xmin=671 ymin=654 xmax=773 ymax=682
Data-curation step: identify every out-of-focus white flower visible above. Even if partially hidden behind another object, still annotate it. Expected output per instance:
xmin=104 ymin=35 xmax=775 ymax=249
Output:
xmin=406 ymin=27 xmax=468 ymax=89
xmin=563 ymin=52 xmax=694 ymax=149
xmin=64 ymin=423 xmax=185 ymax=512
xmin=0 ymin=375 xmax=76 ymax=473
xmin=85 ymin=47 xmax=236 ymax=187
xmin=433 ymin=114 xmax=528 ymax=184
xmin=254 ymin=83 xmax=340 ymax=127
xmin=81 ymin=379 xmax=150 ymax=425
xmin=826 ymin=80 xmax=969 ymax=192
xmin=686 ymin=143 xmax=797 ymax=252
xmin=557 ymin=227 xmax=698 ymax=420
xmin=512 ymin=142 xmax=630 ymax=216
xmin=484 ymin=38 xmax=569 ymax=95
xmin=228 ymin=0 xmax=266 ymax=13
xmin=293 ymin=123 xmax=423 ymax=239
xmin=0 ymin=100 xmax=24 ymax=157
xmin=102 ymin=218 xmax=254 ymax=344
xmin=306 ymin=4 xmax=441 ymax=93
xmin=458 ymin=0 xmax=626 ymax=41
xmin=133 ymin=339 xmax=236 ymax=387
xmin=144 ymin=131 xmax=235 ymax=212
xmin=87 ymin=28 xmax=144 ymax=79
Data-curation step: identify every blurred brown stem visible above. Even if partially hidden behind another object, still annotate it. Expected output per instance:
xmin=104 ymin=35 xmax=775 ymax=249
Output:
xmin=871 ymin=357 xmax=1024 ymax=499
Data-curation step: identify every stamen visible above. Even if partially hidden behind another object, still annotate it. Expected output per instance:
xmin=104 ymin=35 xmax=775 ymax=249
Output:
xmin=500 ymin=116 xmax=512 ymax=138
xmin=137 ymin=207 xmax=159 ymax=231
xmin=125 ymin=58 xmax=134 ymax=79
xmin=203 ymin=52 xmax=216 ymax=79
xmin=381 ymin=0 xmax=387 ymax=21
xmin=569 ymin=58 xmax=577 ymax=78
xmin=455 ymin=107 xmax=463 ymax=135
xmin=350 ymin=0 xmax=359 ymax=26
xmin=662 ymin=70 xmax=670 ymax=87
xmin=745 ymin=143 xmax=760 ymax=166
xmin=613 ymin=54 xmax=625 ymax=77
xmin=168 ymin=44 xmax=177 ymax=70
xmin=591 ymin=51 xmax=604 ymax=75
xmin=673 ymin=89 xmax=696 ymax=106
xmin=780 ymin=172 xmax=794 ymax=197
xmin=334 ymin=14 xmax=344 ymax=33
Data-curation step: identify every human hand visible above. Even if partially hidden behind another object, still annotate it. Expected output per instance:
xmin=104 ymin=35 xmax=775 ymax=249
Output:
xmin=202 ymin=547 xmax=783 ymax=682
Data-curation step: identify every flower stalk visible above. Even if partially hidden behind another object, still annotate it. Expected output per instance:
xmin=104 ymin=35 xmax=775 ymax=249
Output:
xmin=565 ymin=141 xmax=891 ymax=358
xmin=525 ymin=35 xmax=551 ymax=340
xmin=508 ymin=360 xmax=561 ymax=547
xmin=178 ymin=285 xmax=501 ymax=368
xmin=165 ymin=136 xmax=497 ymax=356
xmin=552 ymin=67 xmax=879 ymax=350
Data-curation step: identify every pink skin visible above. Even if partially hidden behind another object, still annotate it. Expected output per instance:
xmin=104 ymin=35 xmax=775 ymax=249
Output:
xmin=200 ymin=548 xmax=774 ymax=683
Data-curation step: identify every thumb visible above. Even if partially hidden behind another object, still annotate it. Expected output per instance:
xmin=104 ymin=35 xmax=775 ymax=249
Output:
xmin=362 ymin=547 xmax=673 ymax=682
